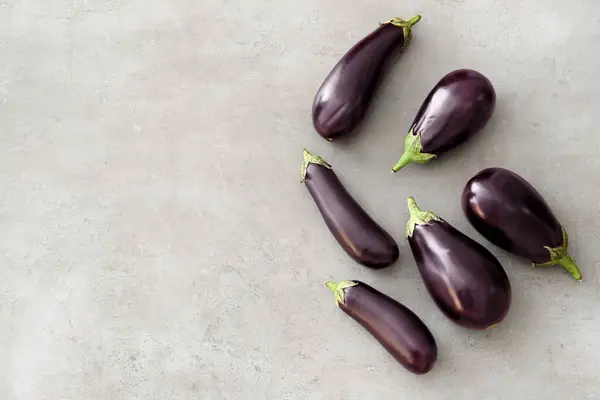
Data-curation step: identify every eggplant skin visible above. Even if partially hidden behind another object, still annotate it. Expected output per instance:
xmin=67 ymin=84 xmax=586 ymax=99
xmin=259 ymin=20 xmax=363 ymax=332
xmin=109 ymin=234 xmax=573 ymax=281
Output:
xmin=312 ymin=16 xmax=421 ymax=141
xmin=327 ymin=280 xmax=437 ymax=375
xmin=406 ymin=198 xmax=511 ymax=330
xmin=417 ymin=69 xmax=496 ymax=155
xmin=301 ymin=149 xmax=399 ymax=269
xmin=462 ymin=167 xmax=582 ymax=281
xmin=392 ymin=69 xmax=496 ymax=172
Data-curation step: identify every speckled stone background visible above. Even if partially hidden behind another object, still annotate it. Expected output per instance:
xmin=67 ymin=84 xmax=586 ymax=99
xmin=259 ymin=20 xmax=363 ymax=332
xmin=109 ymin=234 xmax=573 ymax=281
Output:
xmin=1 ymin=0 xmax=599 ymax=399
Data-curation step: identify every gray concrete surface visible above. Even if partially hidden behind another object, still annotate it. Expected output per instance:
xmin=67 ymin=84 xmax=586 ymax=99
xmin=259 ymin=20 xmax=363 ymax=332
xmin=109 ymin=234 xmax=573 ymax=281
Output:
xmin=1 ymin=0 xmax=600 ymax=399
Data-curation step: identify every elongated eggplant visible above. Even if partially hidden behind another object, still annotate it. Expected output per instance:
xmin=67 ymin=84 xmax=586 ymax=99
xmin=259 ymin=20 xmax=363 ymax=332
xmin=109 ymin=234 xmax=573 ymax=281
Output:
xmin=326 ymin=280 xmax=437 ymax=374
xmin=405 ymin=197 xmax=511 ymax=329
xmin=312 ymin=15 xmax=422 ymax=141
xmin=301 ymin=149 xmax=399 ymax=268
xmin=392 ymin=69 xmax=496 ymax=172
xmin=462 ymin=167 xmax=582 ymax=281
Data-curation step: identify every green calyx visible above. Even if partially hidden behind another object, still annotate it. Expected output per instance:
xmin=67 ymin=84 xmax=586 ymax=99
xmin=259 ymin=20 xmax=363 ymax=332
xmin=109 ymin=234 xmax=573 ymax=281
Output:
xmin=405 ymin=197 xmax=440 ymax=238
xmin=326 ymin=281 xmax=358 ymax=306
xmin=392 ymin=129 xmax=436 ymax=173
xmin=534 ymin=227 xmax=582 ymax=281
xmin=301 ymin=148 xmax=331 ymax=182
xmin=385 ymin=15 xmax=422 ymax=44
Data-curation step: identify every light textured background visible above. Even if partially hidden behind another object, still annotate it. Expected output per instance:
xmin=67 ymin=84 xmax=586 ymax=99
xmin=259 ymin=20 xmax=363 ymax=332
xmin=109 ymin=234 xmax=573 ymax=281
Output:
xmin=1 ymin=0 xmax=599 ymax=399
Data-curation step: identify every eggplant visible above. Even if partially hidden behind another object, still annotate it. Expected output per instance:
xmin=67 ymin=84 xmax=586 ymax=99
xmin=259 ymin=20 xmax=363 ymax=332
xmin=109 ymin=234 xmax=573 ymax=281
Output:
xmin=301 ymin=149 xmax=399 ymax=268
xmin=462 ymin=167 xmax=582 ymax=281
xmin=392 ymin=69 xmax=496 ymax=172
xmin=312 ymin=15 xmax=422 ymax=141
xmin=405 ymin=197 xmax=511 ymax=330
xmin=326 ymin=280 xmax=437 ymax=374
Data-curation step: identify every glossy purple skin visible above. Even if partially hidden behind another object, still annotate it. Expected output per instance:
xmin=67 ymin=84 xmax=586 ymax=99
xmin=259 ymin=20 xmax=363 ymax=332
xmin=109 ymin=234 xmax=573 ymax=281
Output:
xmin=408 ymin=220 xmax=511 ymax=330
xmin=413 ymin=69 xmax=496 ymax=155
xmin=462 ymin=167 xmax=563 ymax=264
xmin=305 ymin=164 xmax=399 ymax=268
xmin=340 ymin=281 xmax=438 ymax=374
xmin=312 ymin=23 xmax=408 ymax=141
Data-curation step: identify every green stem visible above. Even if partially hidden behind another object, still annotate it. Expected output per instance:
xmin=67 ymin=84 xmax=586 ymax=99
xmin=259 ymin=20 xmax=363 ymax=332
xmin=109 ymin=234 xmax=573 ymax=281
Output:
xmin=557 ymin=255 xmax=582 ymax=281
xmin=392 ymin=151 xmax=413 ymax=173
xmin=405 ymin=197 xmax=440 ymax=238
xmin=392 ymin=129 xmax=436 ymax=173
xmin=533 ymin=227 xmax=582 ymax=281
xmin=301 ymin=148 xmax=331 ymax=183
xmin=326 ymin=280 xmax=358 ymax=306
xmin=386 ymin=15 xmax=422 ymax=44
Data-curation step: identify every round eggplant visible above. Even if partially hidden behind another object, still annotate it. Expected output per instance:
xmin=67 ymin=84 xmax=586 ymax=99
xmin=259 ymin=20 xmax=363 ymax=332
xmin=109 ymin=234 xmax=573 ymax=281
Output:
xmin=462 ymin=167 xmax=582 ymax=281
xmin=312 ymin=16 xmax=422 ymax=141
xmin=301 ymin=149 xmax=399 ymax=269
xmin=405 ymin=197 xmax=511 ymax=330
xmin=392 ymin=69 xmax=496 ymax=172
xmin=326 ymin=280 xmax=437 ymax=374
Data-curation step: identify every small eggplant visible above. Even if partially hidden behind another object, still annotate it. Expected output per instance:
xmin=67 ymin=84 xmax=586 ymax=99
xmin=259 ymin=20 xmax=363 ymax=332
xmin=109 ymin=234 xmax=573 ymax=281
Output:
xmin=312 ymin=15 xmax=422 ymax=141
xmin=392 ymin=69 xmax=496 ymax=172
xmin=326 ymin=280 xmax=437 ymax=374
xmin=301 ymin=149 xmax=399 ymax=268
xmin=405 ymin=197 xmax=511 ymax=330
xmin=462 ymin=167 xmax=582 ymax=281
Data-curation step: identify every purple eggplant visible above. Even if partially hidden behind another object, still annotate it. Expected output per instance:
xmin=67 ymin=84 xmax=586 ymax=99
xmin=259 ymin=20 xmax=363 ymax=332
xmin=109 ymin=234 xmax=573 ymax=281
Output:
xmin=301 ymin=149 xmax=399 ymax=268
xmin=462 ymin=167 xmax=582 ymax=281
xmin=312 ymin=15 xmax=422 ymax=141
xmin=405 ymin=197 xmax=511 ymax=330
xmin=326 ymin=280 xmax=437 ymax=374
xmin=392 ymin=69 xmax=496 ymax=172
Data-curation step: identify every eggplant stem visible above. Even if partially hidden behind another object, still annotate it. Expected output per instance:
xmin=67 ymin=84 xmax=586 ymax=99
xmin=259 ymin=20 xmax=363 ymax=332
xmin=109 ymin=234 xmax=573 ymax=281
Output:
xmin=557 ymin=255 xmax=582 ymax=281
xmin=392 ymin=151 xmax=413 ymax=172
xmin=326 ymin=280 xmax=358 ymax=306
xmin=301 ymin=148 xmax=331 ymax=183
xmin=386 ymin=15 xmax=422 ymax=44
xmin=405 ymin=197 xmax=440 ymax=238
xmin=392 ymin=129 xmax=436 ymax=173
xmin=533 ymin=227 xmax=582 ymax=281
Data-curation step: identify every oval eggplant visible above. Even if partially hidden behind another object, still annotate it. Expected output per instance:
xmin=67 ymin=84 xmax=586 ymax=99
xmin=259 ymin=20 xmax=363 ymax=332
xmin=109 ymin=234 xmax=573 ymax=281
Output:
xmin=312 ymin=15 xmax=422 ymax=141
xmin=301 ymin=149 xmax=399 ymax=268
xmin=392 ymin=69 xmax=496 ymax=172
xmin=405 ymin=197 xmax=511 ymax=329
xmin=462 ymin=167 xmax=582 ymax=281
xmin=326 ymin=280 xmax=437 ymax=374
